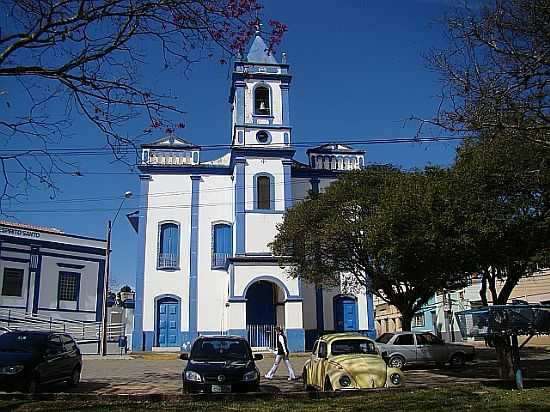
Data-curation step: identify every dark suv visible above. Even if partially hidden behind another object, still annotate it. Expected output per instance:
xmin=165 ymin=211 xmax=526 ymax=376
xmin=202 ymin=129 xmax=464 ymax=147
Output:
xmin=181 ymin=336 xmax=262 ymax=393
xmin=0 ymin=331 xmax=82 ymax=393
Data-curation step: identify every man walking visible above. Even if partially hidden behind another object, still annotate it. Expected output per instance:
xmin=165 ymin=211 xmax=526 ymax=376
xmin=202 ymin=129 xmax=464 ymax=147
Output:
xmin=265 ymin=326 xmax=296 ymax=380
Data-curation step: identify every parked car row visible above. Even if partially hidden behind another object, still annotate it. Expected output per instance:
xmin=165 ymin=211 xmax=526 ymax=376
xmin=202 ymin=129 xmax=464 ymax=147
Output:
xmin=0 ymin=329 xmax=475 ymax=394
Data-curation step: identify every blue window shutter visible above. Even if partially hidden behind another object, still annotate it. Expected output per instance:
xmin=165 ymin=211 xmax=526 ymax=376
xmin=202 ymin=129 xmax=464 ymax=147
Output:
xmin=214 ymin=225 xmax=232 ymax=254
xmin=160 ymin=223 xmax=179 ymax=268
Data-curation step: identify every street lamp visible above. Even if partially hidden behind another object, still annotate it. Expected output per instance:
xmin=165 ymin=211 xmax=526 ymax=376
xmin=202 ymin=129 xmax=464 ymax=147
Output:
xmin=101 ymin=191 xmax=133 ymax=356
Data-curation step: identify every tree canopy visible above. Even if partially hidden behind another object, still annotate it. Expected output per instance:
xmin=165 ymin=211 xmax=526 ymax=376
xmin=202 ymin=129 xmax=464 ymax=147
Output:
xmin=270 ymin=166 xmax=471 ymax=331
xmin=420 ymin=0 xmax=550 ymax=146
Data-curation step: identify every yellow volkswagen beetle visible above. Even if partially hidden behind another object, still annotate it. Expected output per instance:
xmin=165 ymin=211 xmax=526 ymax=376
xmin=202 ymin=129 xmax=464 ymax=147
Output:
xmin=302 ymin=333 xmax=404 ymax=391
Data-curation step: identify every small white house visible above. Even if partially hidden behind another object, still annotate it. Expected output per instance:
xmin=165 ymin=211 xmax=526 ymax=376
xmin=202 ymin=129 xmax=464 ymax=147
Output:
xmin=0 ymin=221 xmax=107 ymax=322
xmin=131 ymin=33 xmax=376 ymax=352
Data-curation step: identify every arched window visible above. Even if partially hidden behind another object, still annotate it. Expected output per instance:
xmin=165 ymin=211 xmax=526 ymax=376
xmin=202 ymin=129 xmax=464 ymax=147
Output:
xmin=256 ymin=175 xmax=271 ymax=209
xmin=254 ymin=86 xmax=271 ymax=115
xmin=158 ymin=223 xmax=179 ymax=269
xmin=212 ymin=223 xmax=232 ymax=269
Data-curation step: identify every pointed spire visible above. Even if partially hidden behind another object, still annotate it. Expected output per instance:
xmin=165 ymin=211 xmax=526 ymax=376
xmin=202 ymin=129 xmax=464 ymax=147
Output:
xmin=246 ymin=32 xmax=278 ymax=64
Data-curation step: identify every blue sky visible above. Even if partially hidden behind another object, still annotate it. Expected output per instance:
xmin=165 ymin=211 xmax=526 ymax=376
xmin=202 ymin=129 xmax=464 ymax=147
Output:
xmin=6 ymin=0 xmax=462 ymax=289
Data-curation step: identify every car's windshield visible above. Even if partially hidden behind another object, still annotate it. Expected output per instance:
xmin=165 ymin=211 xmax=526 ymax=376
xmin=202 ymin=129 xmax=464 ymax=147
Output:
xmin=331 ymin=339 xmax=378 ymax=356
xmin=375 ymin=333 xmax=394 ymax=344
xmin=0 ymin=333 xmax=46 ymax=352
xmin=190 ymin=339 xmax=250 ymax=361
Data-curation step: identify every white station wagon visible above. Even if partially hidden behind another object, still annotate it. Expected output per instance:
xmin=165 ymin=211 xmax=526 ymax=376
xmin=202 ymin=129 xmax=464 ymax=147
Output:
xmin=375 ymin=331 xmax=475 ymax=369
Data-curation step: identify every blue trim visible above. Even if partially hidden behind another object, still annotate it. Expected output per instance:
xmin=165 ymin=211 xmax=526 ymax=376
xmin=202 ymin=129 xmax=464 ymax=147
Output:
xmin=236 ymin=86 xmax=245 ymax=124
xmin=26 ymin=247 xmax=33 ymax=312
xmin=228 ymin=329 xmax=247 ymax=339
xmin=281 ymin=84 xmax=290 ymax=126
xmin=95 ymin=260 xmax=105 ymax=321
xmin=132 ymin=174 xmax=151 ymax=351
xmin=230 ymin=148 xmax=295 ymax=167
xmin=283 ymin=160 xmax=293 ymax=210
xmin=154 ymin=294 xmax=182 ymax=347
xmin=0 ymin=236 xmax=106 ymax=256
xmin=253 ymin=172 xmax=275 ymax=211
xmin=285 ymin=328 xmax=305 ymax=352
xmin=138 ymin=165 xmax=232 ymax=175
xmin=0 ymin=225 xmax=105 ymax=242
xmin=37 ymin=307 xmax=95 ymax=314
xmin=143 ymin=331 xmax=154 ymax=351
xmin=31 ymin=254 xmax=42 ymax=314
xmin=316 ymin=287 xmax=324 ymax=331
xmin=0 ymin=256 xmax=29 ymax=263
xmin=232 ymin=124 xmax=293 ymax=131
xmin=235 ymin=275 xmax=302 ymax=301
xmin=0 ymin=304 xmax=27 ymax=310
xmin=39 ymin=251 xmax=104 ymax=263
xmin=244 ymin=209 xmax=284 ymax=215
xmin=1 ymin=246 xmax=30 ymax=254
xmin=57 ymin=263 xmax=85 ymax=269
xmin=188 ymin=175 xmax=200 ymax=341
xmin=234 ymin=158 xmax=246 ymax=255
xmin=237 ymin=131 xmax=244 ymax=144
xmin=284 ymin=132 xmax=290 ymax=145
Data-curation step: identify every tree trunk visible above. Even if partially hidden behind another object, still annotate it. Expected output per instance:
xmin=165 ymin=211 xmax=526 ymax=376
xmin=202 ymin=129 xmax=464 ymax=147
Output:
xmin=400 ymin=312 xmax=413 ymax=332
xmin=492 ymin=335 xmax=514 ymax=380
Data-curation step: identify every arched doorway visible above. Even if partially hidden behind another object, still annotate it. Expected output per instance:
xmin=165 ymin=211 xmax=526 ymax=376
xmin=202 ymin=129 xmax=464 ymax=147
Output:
xmin=245 ymin=280 xmax=284 ymax=348
xmin=333 ymin=295 xmax=358 ymax=331
xmin=156 ymin=296 xmax=180 ymax=347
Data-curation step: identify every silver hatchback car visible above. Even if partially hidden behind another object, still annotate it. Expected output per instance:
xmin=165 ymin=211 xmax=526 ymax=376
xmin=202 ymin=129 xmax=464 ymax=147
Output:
xmin=375 ymin=331 xmax=475 ymax=369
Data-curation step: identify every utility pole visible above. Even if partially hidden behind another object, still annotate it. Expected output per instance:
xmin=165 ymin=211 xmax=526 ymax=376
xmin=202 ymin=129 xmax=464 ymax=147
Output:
xmin=100 ymin=191 xmax=132 ymax=356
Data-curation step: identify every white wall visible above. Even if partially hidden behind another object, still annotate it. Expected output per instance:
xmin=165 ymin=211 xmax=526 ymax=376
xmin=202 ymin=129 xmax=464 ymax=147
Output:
xmin=142 ymin=173 xmax=193 ymax=332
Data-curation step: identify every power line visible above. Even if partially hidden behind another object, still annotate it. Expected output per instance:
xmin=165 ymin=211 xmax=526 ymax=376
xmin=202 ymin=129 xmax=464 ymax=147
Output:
xmin=0 ymin=136 xmax=466 ymax=157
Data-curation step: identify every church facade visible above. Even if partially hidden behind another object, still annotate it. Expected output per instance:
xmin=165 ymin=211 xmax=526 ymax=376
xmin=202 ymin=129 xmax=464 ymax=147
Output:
xmin=131 ymin=34 xmax=375 ymax=352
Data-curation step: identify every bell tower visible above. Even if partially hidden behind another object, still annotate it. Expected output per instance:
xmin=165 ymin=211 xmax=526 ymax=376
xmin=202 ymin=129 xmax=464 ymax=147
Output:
xmin=229 ymin=32 xmax=292 ymax=148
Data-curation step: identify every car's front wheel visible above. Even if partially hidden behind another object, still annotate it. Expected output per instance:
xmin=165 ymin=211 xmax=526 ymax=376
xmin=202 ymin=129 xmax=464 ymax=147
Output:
xmin=450 ymin=353 xmax=465 ymax=368
xmin=388 ymin=355 xmax=405 ymax=369
xmin=67 ymin=366 xmax=81 ymax=387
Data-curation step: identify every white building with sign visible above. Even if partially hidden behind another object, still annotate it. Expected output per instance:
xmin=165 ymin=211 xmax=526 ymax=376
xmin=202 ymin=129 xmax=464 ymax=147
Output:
xmin=131 ymin=33 xmax=376 ymax=352
xmin=0 ymin=221 xmax=107 ymax=322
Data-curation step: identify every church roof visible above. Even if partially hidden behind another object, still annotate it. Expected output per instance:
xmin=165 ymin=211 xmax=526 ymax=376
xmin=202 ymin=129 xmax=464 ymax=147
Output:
xmin=246 ymin=33 xmax=278 ymax=64
xmin=141 ymin=134 xmax=200 ymax=150
xmin=306 ymin=143 xmax=365 ymax=155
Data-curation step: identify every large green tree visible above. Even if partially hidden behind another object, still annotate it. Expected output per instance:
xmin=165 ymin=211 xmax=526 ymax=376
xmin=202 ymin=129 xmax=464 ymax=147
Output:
xmin=271 ymin=166 xmax=470 ymax=331
xmin=449 ymin=134 xmax=550 ymax=378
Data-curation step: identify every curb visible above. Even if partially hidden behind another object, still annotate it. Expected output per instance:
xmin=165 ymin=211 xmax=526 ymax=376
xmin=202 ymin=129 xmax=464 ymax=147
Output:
xmin=0 ymin=383 xmax=479 ymax=403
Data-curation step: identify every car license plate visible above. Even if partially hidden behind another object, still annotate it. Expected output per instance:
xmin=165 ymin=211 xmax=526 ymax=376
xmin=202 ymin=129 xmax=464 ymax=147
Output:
xmin=211 ymin=384 xmax=231 ymax=393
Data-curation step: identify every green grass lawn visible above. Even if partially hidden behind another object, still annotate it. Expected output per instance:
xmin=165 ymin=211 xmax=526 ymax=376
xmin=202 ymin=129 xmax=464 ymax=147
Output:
xmin=2 ymin=385 xmax=550 ymax=412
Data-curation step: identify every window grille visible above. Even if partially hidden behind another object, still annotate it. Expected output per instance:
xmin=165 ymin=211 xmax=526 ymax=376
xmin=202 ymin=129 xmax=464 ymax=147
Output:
xmin=58 ymin=272 xmax=79 ymax=301
xmin=1 ymin=268 xmax=24 ymax=297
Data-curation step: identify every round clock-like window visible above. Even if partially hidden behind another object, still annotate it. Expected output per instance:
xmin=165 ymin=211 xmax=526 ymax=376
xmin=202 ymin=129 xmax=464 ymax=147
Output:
xmin=256 ymin=130 xmax=270 ymax=144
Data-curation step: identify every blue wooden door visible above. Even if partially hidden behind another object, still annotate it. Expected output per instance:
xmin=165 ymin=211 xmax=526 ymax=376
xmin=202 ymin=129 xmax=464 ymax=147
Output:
xmin=334 ymin=296 xmax=357 ymax=331
xmin=158 ymin=301 xmax=178 ymax=346
xmin=246 ymin=281 xmax=276 ymax=325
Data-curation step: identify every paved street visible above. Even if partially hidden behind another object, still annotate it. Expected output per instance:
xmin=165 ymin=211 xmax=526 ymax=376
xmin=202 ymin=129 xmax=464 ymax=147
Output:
xmin=42 ymin=347 xmax=549 ymax=395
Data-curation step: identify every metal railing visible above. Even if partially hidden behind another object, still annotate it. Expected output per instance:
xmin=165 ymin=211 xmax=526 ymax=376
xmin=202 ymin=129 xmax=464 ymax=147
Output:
xmin=247 ymin=324 xmax=276 ymax=349
xmin=158 ymin=253 xmax=178 ymax=269
xmin=211 ymin=252 xmax=229 ymax=269
xmin=0 ymin=308 xmax=125 ymax=343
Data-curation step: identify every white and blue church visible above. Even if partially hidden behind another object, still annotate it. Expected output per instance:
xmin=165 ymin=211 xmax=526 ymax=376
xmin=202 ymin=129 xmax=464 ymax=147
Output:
xmin=130 ymin=33 xmax=375 ymax=352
